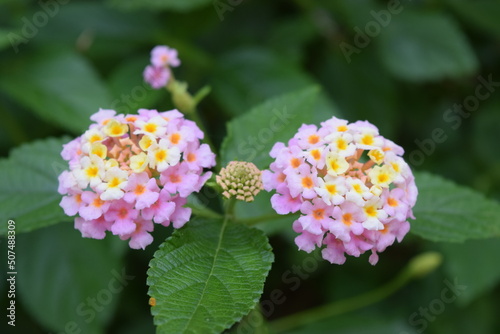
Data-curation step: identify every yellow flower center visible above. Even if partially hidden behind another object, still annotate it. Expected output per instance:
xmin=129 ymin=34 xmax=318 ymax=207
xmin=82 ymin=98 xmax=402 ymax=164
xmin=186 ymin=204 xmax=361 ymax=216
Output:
xmin=365 ymin=206 xmax=377 ymax=217
xmin=361 ymin=134 xmax=374 ymax=146
xmin=86 ymin=166 xmax=99 ymax=178
xmin=326 ymin=184 xmax=337 ymax=195
xmin=108 ymin=177 xmax=121 ymax=188
xmin=155 ymin=149 xmax=167 ymax=162
xmin=342 ymin=213 xmax=352 ymax=226
xmin=145 ymin=123 xmax=157 ymax=134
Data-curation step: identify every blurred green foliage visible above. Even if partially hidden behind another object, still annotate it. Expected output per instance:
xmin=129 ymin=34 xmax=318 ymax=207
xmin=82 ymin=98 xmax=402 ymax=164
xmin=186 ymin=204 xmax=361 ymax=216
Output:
xmin=1 ymin=0 xmax=500 ymax=333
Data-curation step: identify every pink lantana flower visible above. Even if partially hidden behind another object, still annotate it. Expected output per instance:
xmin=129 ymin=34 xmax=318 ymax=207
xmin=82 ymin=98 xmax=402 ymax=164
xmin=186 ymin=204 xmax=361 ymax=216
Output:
xmin=143 ymin=45 xmax=180 ymax=89
xmin=119 ymin=218 xmax=154 ymax=250
xmin=106 ymin=200 xmax=139 ymax=236
xmin=58 ymin=108 xmax=215 ymax=249
xmin=123 ymin=172 xmax=160 ymax=210
xmin=140 ymin=189 xmax=176 ymax=226
xmin=143 ymin=65 xmax=170 ymax=89
xmin=151 ymin=45 xmax=180 ymax=68
xmin=263 ymin=116 xmax=418 ymax=265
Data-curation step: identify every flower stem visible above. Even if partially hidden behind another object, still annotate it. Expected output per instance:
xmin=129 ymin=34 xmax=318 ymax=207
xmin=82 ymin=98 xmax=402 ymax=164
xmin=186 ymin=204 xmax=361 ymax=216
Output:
xmin=165 ymin=76 xmax=218 ymax=157
xmin=224 ymin=197 xmax=237 ymax=222
xmin=269 ymin=252 xmax=442 ymax=333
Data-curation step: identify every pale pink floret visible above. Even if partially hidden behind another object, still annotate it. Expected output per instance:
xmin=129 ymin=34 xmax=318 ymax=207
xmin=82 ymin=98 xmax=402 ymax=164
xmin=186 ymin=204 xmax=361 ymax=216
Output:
xmin=381 ymin=188 xmax=409 ymax=221
xmin=123 ymin=172 xmax=160 ymax=210
xmin=160 ymin=163 xmax=201 ymax=198
xmin=270 ymin=184 xmax=302 ymax=215
xmin=298 ymin=198 xmax=334 ymax=235
xmin=151 ymin=45 xmax=180 ymax=68
xmin=75 ymin=216 xmax=112 ymax=240
xmin=140 ymin=189 xmax=176 ymax=225
xmin=184 ymin=143 xmax=216 ymax=171
xmin=294 ymin=124 xmax=323 ymax=150
xmin=159 ymin=109 xmax=184 ymax=122
xmin=329 ymin=202 xmax=365 ymax=241
xmin=286 ymin=164 xmax=318 ymax=199
xmin=322 ymin=235 xmax=347 ymax=265
xmin=61 ymin=137 xmax=82 ymax=165
xmin=79 ymin=191 xmax=111 ymax=220
xmin=293 ymin=221 xmax=323 ymax=253
xmin=143 ymin=65 xmax=170 ymax=89
xmin=120 ymin=218 xmax=154 ymax=250
xmin=105 ymin=200 xmax=138 ymax=236
xmin=137 ymin=108 xmax=161 ymax=120
xmin=165 ymin=121 xmax=196 ymax=151
xmin=262 ymin=167 xmax=281 ymax=192
xmin=263 ymin=115 xmax=417 ymax=265
xmin=60 ymin=193 xmax=83 ymax=216
xmin=90 ymin=108 xmax=116 ymax=124
xmin=169 ymin=196 xmax=192 ymax=229
xmin=57 ymin=171 xmax=78 ymax=195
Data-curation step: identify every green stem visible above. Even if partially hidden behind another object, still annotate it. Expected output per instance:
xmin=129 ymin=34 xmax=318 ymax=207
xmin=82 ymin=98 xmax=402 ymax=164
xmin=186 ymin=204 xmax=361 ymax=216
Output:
xmin=224 ymin=197 xmax=237 ymax=221
xmin=165 ymin=76 xmax=218 ymax=158
xmin=269 ymin=252 xmax=442 ymax=333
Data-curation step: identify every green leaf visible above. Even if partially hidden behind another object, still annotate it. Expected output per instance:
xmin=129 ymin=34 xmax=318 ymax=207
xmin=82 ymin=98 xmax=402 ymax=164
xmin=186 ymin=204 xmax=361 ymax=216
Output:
xmin=226 ymin=306 xmax=269 ymax=334
xmin=284 ymin=315 xmax=412 ymax=334
xmin=147 ymin=218 xmax=274 ymax=334
xmin=378 ymin=11 xmax=478 ymax=81
xmin=0 ymin=49 xmax=112 ymax=134
xmin=234 ymin=191 xmax=298 ymax=236
xmin=472 ymin=100 xmax=500 ymax=164
xmin=317 ymin=49 xmax=398 ymax=137
xmin=0 ymin=28 xmax=12 ymax=51
xmin=445 ymin=0 xmax=500 ymax=38
xmin=0 ymin=137 xmax=70 ymax=235
xmin=439 ymin=238 xmax=500 ymax=306
xmin=16 ymin=222 xmax=127 ymax=334
xmin=211 ymin=48 xmax=337 ymax=119
xmin=107 ymin=56 xmax=164 ymax=115
xmin=186 ymin=193 xmax=223 ymax=220
xmin=411 ymin=172 xmax=500 ymax=242
xmin=221 ymin=86 xmax=333 ymax=170
xmin=32 ymin=3 xmax=160 ymax=59
xmin=107 ymin=0 xmax=212 ymax=12
xmin=326 ymin=0 xmax=379 ymax=29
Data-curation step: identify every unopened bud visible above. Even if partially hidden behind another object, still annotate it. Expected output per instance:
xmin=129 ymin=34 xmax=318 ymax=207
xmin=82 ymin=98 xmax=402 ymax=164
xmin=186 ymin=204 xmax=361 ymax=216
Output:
xmin=216 ymin=161 xmax=264 ymax=202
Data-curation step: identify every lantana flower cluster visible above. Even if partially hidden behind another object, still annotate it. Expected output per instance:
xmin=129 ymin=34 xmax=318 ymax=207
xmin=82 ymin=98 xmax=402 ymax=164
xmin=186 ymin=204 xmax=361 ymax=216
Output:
xmin=58 ymin=108 xmax=215 ymax=249
xmin=143 ymin=45 xmax=180 ymax=89
xmin=262 ymin=116 xmax=417 ymax=265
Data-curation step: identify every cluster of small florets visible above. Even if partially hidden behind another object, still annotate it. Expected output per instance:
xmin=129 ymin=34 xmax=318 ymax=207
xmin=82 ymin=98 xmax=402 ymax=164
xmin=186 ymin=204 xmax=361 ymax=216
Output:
xmin=58 ymin=108 xmax=215 ymax=249
xmin=216 ymin=161 xmax=263 ymax=202
xmin=262 ymin=116 xmax=418 ymax=265
xmin=143 ymin=45 xmax=180 ymax=89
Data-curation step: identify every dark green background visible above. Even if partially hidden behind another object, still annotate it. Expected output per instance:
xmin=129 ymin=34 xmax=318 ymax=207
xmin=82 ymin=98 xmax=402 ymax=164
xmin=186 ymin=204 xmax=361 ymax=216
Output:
xmin=1 ymin=0 xmax=499 ymax=333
